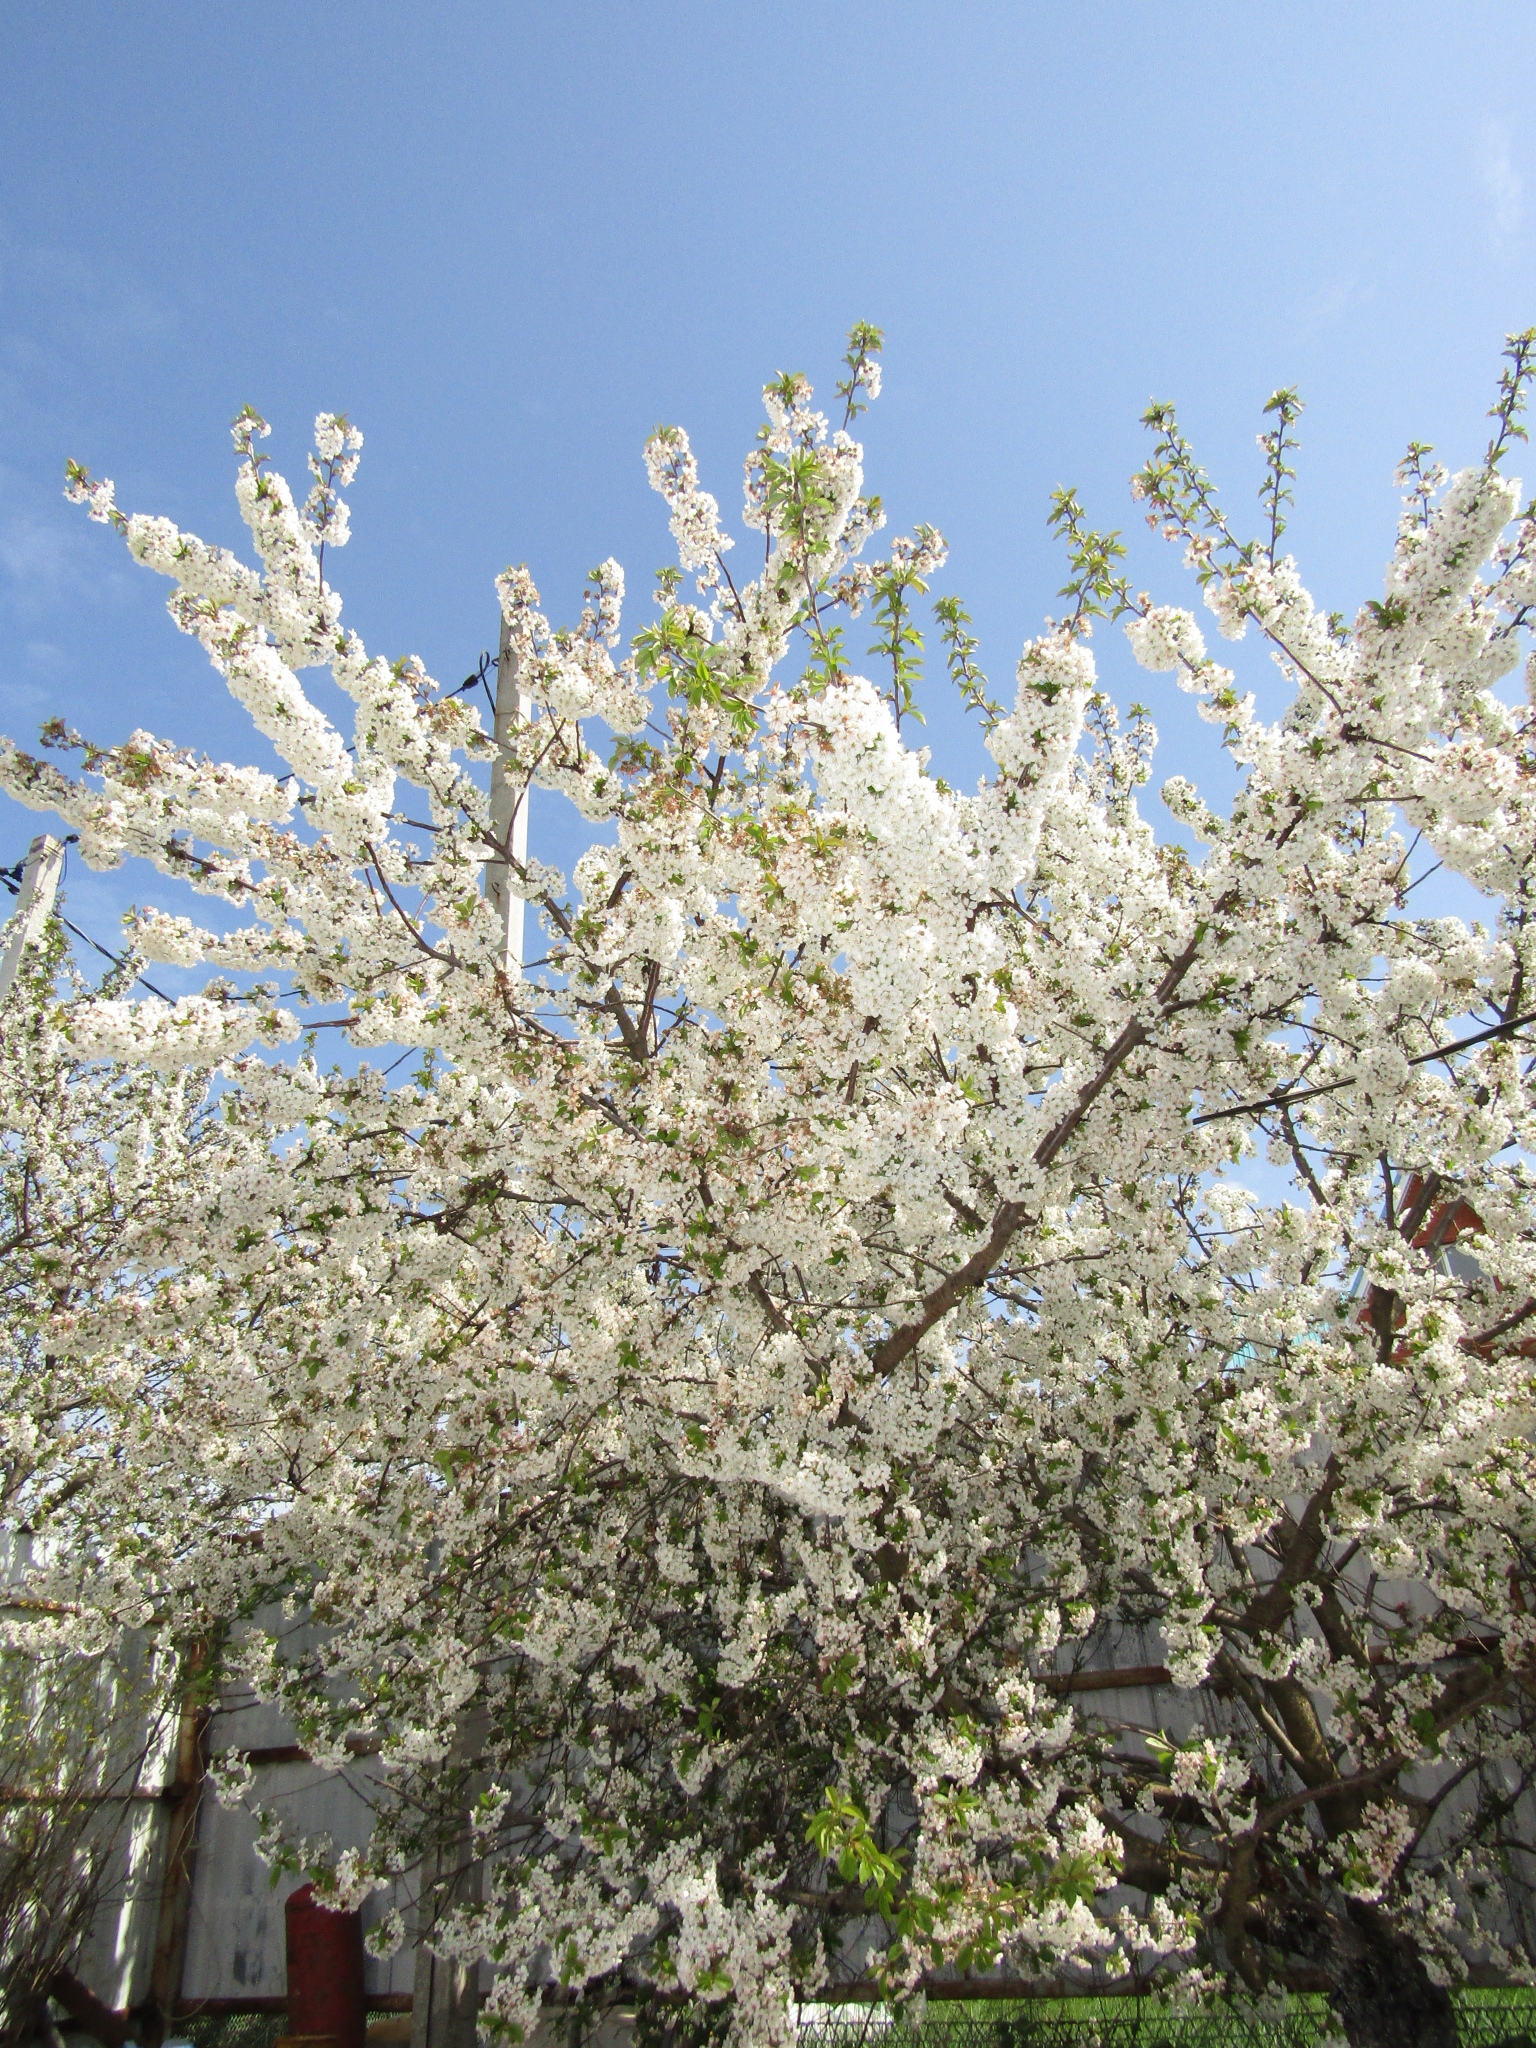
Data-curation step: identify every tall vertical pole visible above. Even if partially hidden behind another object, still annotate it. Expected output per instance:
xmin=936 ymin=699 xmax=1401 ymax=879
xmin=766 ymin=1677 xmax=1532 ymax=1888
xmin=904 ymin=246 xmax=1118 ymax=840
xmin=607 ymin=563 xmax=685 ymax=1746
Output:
xmin=145 ymin=1647 xmax=212 ymax=2048
xmin=485 ymin=616 xmax=530 ymax=976
xmin=0 ymin=834 xmax=65 ymax=1005
xmin=408 ymin=1840 xmax=482 ymax=2048
xmin=405 ymin=617 xmax=524 ymax=2048
xmin=409 ymin=1703 xmax=489 ymax=2048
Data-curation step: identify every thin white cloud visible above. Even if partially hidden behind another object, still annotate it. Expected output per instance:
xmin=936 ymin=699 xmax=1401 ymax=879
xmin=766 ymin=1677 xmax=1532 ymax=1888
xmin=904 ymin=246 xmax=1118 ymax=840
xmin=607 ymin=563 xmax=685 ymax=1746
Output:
xmin=0 ymin=465 xmax=134 ymax=620
xmin=1291 ymin=275 xmax=1366 ymax=344
xmin=0 ymin=217 xmax=176 ymax=347
xmin=0 ymin=512 xmax=77 ymax=589
xmin=1480 ymin=121 xmax=1523 ymax=249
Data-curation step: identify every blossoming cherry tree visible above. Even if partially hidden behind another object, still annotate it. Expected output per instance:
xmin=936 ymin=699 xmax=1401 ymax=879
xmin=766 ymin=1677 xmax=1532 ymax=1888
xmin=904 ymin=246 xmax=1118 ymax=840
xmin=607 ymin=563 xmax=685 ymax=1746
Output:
xmin=7 ymin=327 xmax=1536 ymax=2048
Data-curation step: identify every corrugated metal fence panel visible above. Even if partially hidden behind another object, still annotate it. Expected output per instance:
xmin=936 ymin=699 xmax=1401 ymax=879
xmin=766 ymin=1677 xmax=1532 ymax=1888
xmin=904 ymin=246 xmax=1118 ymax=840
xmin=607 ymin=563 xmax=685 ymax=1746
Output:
xmin=181 ymin=1742 xmax=415 ymax=2004
xmin=3 ymin=1531 xmax=186 ymax=2014
xmin=46 ymin=1614 xmax=1210 ymax=2011
xmin=68 ymin=1798 xmax=173 ymax=2013
xmin=34 ymin=1596 xmax=1536 ymax=2012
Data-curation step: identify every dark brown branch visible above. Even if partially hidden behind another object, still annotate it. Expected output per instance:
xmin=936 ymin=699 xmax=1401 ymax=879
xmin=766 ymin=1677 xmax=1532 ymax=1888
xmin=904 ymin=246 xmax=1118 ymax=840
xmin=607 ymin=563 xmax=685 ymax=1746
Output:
xmin=1042 ymin=1664 xmax=1172 ymax=1695
xmin=869 ymin=914 xmax=1222 ymax=1378
xmin=1195 ymin=1009 xmax=1536 ymax=1126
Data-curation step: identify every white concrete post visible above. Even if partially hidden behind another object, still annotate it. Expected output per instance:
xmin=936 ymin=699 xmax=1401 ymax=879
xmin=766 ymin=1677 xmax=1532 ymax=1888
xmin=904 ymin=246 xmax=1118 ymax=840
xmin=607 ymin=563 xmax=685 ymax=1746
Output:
xmin=0 ymin=834 xmax=65 ymax=1006
xmin=409 ymin=1839 xmax=482 ymax=2048
xmin=485 ymin=615 xmax=531 ymax=975
xmin=409 ymin=1702 xmax=490 ymax=2048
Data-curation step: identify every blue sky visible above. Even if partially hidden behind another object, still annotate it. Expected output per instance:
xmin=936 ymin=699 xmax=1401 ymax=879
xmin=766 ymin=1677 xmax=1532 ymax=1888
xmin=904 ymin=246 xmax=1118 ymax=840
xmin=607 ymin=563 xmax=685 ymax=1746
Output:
xmin=2 ymin=1 xmax=1533 ymax=959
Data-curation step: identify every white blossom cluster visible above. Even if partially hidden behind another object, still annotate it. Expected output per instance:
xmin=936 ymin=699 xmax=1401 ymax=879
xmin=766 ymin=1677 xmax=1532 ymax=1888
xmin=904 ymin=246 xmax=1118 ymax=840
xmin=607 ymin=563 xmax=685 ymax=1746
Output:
xmin=10 ymin=332 xmax=1536 ymax=2040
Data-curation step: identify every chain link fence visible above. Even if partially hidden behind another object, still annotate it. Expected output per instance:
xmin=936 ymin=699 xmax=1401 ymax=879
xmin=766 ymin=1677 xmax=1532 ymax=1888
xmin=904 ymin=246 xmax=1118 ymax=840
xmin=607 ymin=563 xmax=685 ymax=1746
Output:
xmin=172 ymin=2017 xmax=287 ymax=2048
xmin=800 ymin=1992 xmax=1536 ymax=2048
xmin=163 ymin=1991 xmax=1536 ymax=2048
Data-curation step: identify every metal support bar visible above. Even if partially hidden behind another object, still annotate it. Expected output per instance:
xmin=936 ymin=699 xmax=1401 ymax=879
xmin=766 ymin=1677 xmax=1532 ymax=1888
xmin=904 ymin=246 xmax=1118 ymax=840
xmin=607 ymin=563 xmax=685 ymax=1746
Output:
xmin=484 ymin=615 xmax=530 ymax=976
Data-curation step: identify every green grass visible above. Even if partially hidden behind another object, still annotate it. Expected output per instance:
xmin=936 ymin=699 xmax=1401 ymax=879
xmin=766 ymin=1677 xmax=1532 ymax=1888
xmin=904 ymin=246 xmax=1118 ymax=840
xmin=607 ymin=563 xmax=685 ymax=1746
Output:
xmin=804 ymin=1989 xmax=1536 ymax=2048
xmin=162 ymin=1987 xmax=1536 ymax=2048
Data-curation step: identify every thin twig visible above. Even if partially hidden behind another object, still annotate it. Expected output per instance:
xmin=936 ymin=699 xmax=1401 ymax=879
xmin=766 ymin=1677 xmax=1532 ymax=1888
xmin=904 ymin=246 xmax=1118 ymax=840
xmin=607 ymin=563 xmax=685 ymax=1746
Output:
xmin=1195 ymin=1009 xmax=1536 ymax=1126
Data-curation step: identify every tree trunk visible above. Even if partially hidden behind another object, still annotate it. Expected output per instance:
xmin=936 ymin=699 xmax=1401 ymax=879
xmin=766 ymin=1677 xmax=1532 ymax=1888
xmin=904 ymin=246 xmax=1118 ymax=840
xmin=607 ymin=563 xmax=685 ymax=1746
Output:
xmin=1328 ymin=1902 xmax=1458 ymax=2048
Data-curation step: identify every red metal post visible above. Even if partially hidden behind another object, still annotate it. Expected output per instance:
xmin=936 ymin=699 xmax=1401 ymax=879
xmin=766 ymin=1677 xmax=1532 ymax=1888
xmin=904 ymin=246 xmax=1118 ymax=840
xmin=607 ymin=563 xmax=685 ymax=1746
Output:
xmin=284 ymin=1883 xmax=366 ymax=2048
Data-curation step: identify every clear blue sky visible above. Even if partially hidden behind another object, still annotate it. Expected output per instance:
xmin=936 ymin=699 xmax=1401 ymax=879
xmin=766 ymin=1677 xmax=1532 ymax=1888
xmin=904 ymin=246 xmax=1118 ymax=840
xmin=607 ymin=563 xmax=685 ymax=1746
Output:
xmin=2 ymin=1 xmax=1533 ymax=956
